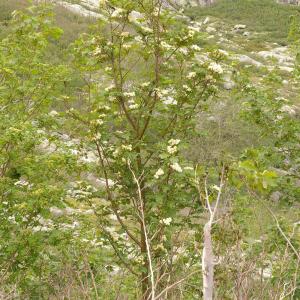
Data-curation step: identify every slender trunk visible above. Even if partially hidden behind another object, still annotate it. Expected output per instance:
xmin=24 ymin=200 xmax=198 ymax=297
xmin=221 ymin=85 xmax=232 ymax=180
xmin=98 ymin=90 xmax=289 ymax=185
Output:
xmin=136 ymin=148 xmax=150 ymax=299
xmin=202 ymin=222 xmax=214 ymax=300
xmin=141 ymin=221 xmax=149 ymax=299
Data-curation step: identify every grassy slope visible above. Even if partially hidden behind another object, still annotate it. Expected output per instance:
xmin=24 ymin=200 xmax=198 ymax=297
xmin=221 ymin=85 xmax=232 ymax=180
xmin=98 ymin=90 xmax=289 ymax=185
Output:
xmin=0 ymin=0 xmax=94 ymax=48
xmin=187 ymin=0 xmax=300 ymax=45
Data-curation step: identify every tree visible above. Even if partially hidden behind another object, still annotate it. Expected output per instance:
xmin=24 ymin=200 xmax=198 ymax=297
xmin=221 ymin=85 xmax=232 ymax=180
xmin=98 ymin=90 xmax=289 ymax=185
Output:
xmin=66 ymin=0 xmax=226 ymax=297
xmin=0 ymin=5 xmax=74 ymax=296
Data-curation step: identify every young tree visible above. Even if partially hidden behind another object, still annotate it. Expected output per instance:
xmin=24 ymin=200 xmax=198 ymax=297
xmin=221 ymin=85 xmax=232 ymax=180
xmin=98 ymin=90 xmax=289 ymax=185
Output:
xmin=0 ymin=5 xmax=74 ymax=296
xmin=66 ymin=0 xmax=226 ymax=297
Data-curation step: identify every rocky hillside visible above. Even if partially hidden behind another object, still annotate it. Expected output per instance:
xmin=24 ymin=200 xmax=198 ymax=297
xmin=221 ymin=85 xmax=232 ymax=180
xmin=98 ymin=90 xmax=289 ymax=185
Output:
xmin=277 ymin=0 xmax=300 ymax=4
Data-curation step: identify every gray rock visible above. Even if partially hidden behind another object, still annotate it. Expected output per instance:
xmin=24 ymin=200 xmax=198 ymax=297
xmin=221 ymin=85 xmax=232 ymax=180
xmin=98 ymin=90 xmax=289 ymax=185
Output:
xmin=270 ymin=191 xmax=283 ymax=202
xmin=233 ymin=54 xmax=263 ymax=67
xmin=234 ymin=24 xmax=247 ymax=30
xmin=223 ymin=73 xmax=235 ymax=90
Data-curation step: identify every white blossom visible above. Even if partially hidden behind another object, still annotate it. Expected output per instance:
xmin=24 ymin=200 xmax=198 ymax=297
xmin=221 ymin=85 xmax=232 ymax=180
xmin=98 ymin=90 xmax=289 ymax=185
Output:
xmin=163 ymin=96 xmax=177 ymax=105
xmin=161 ymin=41 xmax=172 ymax=50
xmin=168 ymin=139 xmax=180 ymax=146
xmin=160 ymin=217 xmax=172 ymax=226
xmin=191 ymin=45 xmax=201 ymax=51
xmin=208 ymin=62 xmax=223 ymax=74
xmin=187 ymin=72 xmax=196 ymax=79
xmin=128 ymin=10 xmax=143 ymax=23
xmin=154 ymin=168 xmax=164 ymax=179
xmin=218 ymin=49 xmax=229 ymax=56
xmin=171 ymin=162 xmax=182 ymax=173
xmin=111 ymin=8 xmax=125 ymax=18
xmin=96 ymin=119 xmax=104 ymax=126
xmin=128 ymin=98 xmax=138 ymax=109
xmin=123 ymin=92 xmax=135 ymax=97
xmin=105 ymin=84 xmax=115 ymax=92
xmin=179 ymin=48 xmax=188 ymax=55
xmin=121 ymin=144 xmax=133 ymax=151
xmin=123 ymin=43 xmax=132 ymax=50
xmin=134 ymin=36 xmax=143 ymax=43
xmin=93 ymin=133 xmax=102 ymax=140
xmin=109 ymin=96 xmax=116 ymax=102
xmin=120 ymin=31 xmax=130 ymax=37
xmin=183 ymin=85 xmax=191 ymax=92
xmin=141 ymin=82 xmax=150 ymax=87
xmin=154 ymin=243 xmax=165 ymax=251
xmin=184 ymin=166 xmax=194 ymax=170
xmin=93 ymin=47 xmax=102 ymax=56
xmin=141 ymin=26 xmax=153 ymax=34
xmin=49 ymin=110 xmax=59 ymax=117
xmin=167 ymin=145 xmax=177 ymax=154
xmin=70 ymin=149 xmax=78 ymax=155
xmin=113 ymin=148 xmax=119 ymax=157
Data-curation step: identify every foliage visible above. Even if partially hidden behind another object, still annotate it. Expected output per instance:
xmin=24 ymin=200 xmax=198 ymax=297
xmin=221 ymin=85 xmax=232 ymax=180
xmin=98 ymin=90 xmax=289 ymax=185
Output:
xmin=0 ymin=1 xmax=299 ymax=299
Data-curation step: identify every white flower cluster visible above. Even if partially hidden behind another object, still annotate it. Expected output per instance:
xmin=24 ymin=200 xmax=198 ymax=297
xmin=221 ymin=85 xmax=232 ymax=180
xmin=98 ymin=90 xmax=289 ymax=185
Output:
xmin=167 ymin=139 xmax=180 ymax=155
xmin=157 ymin=88 xmax=177 ymax=105
xmin=218 ymin=49 xmax=229 ymax=57
xmin=160 ymin=217 xmax=172 ymax=226
xmin=141 ymin=26 xmax=153 ymax=34
xmin=183 ymin=85 xmax=192 ymax=92
xmin=179 ymin=47 xmax=189 ymax=55
xmin=208 ymin=62 xmax=223 ymax=74
xmin=93 ymin=47 xmax=102 ymax=56
xmin=187 ymin=72 xmax=196 ymax=79
xmin=49 ymin=110 xmax=59 ymax=117
xmin=120 ymin=31 xmax=130 ymax=37
xmin=105 ymin=84 xmax=115 ymax=92
xmin=154 ymin=168 xmax=164 ymax=179
xmin=187 ymin=23 xmax=201 ymax=37
xmin=128 ymin=10 xmax=144 ymax=23
xmin=191 ymin=45 xmax=201 ymax=52
xmin=123 ymin=91 xmax=135 ymax=97
xmin=141 ymin=82 xmax=150 ymax=88
xmin=171 ymin=162 xmax=183 ymax=173
xmin=111 ymin=8 xmax=125 ymax=19
xmin=160 ymin=41 xmax=173 ymax=50
xmin=123 ymin=43 xmax=132 ymax=50
xmin=121 ymin=144 xmax=133 ymax=151
xmin=128 ymin=100 xmax=139 ymax=110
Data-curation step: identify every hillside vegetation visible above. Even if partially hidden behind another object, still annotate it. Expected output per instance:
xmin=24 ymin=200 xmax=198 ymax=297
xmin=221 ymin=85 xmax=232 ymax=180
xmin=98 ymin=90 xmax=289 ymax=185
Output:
xmin=0 ymin=1 xmax=299 ymax=299
xmin=188 ymin=0 xmax=300 ymax=44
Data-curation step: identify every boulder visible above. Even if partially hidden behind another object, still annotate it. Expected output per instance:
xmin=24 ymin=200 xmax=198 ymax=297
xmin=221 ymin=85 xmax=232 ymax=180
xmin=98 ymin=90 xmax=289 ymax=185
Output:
xmin=270 ymin=191 xmax=283 ymax=202
xmin=233 ymin=54 xmax=263 ymax=67
xmin=234 ymin=24 xmax=247 ymax=30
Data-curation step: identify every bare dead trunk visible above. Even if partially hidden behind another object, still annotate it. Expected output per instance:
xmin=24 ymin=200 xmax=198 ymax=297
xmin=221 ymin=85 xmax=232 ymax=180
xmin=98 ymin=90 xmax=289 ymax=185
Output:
xmin=202 ymin=222 xmax=214 ymax=300
xmin=141 ymin=221 xmax=150 ymax=299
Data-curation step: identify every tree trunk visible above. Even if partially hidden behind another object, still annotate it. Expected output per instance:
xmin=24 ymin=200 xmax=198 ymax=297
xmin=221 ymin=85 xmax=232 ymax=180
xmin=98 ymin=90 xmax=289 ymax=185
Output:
xmin=202 ymin=222 xmax=214 ymax=300
xmin=141 ymin=221 xmax=149 ymax=299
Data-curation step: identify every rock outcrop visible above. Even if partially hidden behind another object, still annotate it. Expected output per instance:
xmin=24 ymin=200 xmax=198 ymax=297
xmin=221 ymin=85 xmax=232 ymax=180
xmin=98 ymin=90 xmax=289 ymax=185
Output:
xmin=166 ymin=0 xmax=215 ymax=7
xmin=277 ymin=0 xmax=300 ymax=4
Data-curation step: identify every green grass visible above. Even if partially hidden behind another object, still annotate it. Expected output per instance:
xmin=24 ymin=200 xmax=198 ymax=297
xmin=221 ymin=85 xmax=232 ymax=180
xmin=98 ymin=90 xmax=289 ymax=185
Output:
xmin=0 ymin=0 xmax=93 ymax=46
xmin=187 ymin=0 xmax=300 ymax=45
xmin=0 ymin=0 xmax=94 ymax=62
